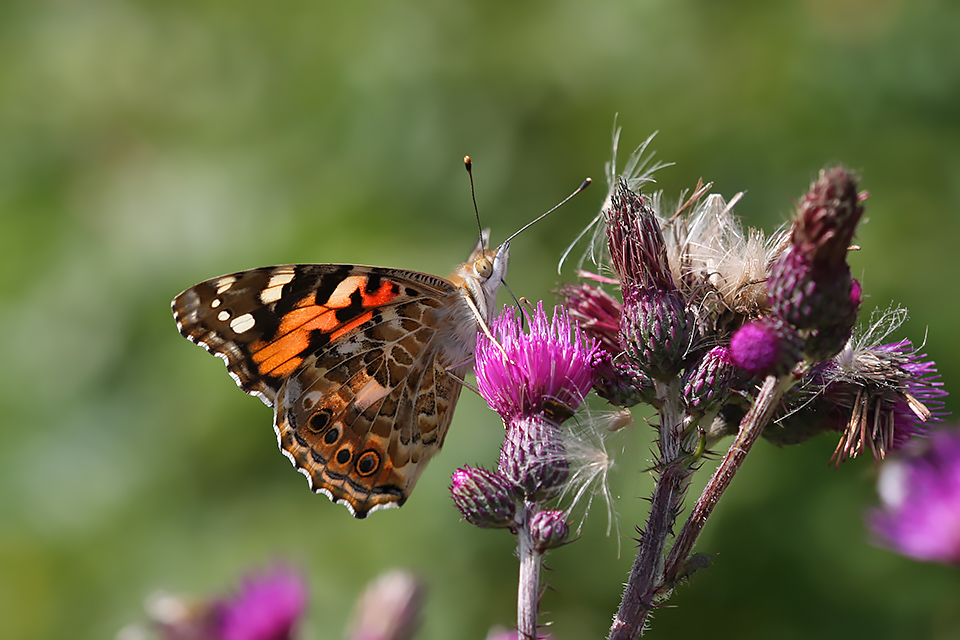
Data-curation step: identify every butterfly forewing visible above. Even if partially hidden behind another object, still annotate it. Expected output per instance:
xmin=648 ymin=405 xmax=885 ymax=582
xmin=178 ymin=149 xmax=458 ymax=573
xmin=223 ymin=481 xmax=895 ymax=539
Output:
xmin=172 ymin=265 xmax=456 ymax=404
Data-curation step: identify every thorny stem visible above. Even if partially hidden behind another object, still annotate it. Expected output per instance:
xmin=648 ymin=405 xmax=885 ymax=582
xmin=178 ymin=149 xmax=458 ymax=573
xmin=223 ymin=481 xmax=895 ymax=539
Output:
xmin=609 ymin=379 xmax=692 ymax=640
xmin=663 ymin=374 xmax=793 ymax=586
xmin=517 ymin=501 xmax=541 ymax=640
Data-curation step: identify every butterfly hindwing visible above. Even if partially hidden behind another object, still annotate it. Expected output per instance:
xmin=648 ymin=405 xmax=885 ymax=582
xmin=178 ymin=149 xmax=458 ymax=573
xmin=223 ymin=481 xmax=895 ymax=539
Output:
xmin=274 ymin=294 xmax=465 ymax=517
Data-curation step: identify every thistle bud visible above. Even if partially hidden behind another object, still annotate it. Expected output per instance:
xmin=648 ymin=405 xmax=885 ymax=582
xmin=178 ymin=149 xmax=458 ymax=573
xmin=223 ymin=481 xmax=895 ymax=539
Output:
xmin=529 ymin=510 xmax=571 ymax=552
xmin=605 ymin=181 xmax=693 ymax=378
xmin=450 ymin=466 xmax=519 ymax=528
xmin=681 ymin=346 xmax=739 ymax=415
xmin=767 ymin=167 xmax=864 ymax=360
xmin=590 ymin=349 xmax=654 ymax=408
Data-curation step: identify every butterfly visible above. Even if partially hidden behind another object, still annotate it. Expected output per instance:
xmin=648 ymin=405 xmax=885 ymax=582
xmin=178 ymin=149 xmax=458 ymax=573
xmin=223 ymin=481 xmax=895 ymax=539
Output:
xmin=172 ymin=232 xmax=510 ymax=518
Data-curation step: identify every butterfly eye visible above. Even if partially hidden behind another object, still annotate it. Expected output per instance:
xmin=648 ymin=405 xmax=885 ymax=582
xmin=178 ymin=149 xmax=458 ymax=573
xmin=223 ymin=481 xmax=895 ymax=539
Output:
xmin=475 ymin=256 xmax=493 ymax=279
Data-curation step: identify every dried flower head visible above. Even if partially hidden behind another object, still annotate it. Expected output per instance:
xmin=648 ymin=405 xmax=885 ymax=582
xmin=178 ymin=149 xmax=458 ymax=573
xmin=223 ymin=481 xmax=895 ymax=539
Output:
xmin=767 ymin=308 xmax=947 ymax=462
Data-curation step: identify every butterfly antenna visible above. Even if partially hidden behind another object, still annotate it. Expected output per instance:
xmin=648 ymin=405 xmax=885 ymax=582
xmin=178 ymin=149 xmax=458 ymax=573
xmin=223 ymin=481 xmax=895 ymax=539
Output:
xmin=464 ymin=155 xmax=487 ymax=249
xmin=502 ymin=177 xmax=592 ymax=246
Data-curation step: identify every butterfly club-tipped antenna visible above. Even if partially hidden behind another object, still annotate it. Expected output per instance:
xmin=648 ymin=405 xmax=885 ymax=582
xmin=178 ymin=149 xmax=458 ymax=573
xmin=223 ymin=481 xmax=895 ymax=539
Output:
xmin=463 ymin=155 xmax=488 ymax=252
xmin=465 ymin=154 xmax=592 ymax=252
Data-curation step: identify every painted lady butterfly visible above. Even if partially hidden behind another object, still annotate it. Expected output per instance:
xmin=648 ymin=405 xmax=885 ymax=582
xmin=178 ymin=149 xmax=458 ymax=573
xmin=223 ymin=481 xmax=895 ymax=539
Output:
xmin=172 ymin=233 xmax=509 ymax=518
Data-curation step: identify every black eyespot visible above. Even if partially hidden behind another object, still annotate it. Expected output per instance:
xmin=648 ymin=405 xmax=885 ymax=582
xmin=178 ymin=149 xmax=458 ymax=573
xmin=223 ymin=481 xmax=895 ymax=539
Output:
xmin=323 ymin=425 xmax=340 ymax=445
xmin=336 ymin=448 xmax=351 ymax=464
xmin=310 ymin=409 xmax=332 ymax=433
xmin=355 ymin=450 xmax=380 ymax=477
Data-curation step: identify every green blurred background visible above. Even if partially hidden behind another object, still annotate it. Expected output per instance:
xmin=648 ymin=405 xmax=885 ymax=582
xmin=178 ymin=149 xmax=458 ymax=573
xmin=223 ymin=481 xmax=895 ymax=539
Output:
xmin=3 ymin=0 xmax=959 ymax=638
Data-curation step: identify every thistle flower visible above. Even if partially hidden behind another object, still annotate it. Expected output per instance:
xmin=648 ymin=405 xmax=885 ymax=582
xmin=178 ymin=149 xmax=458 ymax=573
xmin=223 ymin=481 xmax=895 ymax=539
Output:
xmin=558 ymin=278 xmax=622 ymax=356
xmin=476 ymin=303 xmax=598 ymax=501
xmin=730 ymin=317 xmax=803 ymax=378
xmin=213 ymin=567 xmax=308 ymax=640
xmin=476 ymin=303 xmax=597 ymax=424
xmin=869 ymin=429 xmax=960 ymax=565
xmin=128 ymin=566 xmax=308 ymax=640
xmin=825 ymin=338 xmax=946 ymax=463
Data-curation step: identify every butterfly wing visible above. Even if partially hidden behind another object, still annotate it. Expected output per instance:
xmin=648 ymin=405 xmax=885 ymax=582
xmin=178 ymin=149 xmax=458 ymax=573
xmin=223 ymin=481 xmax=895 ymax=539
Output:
xmin=274 ymin=292 xmax=467 ymax=517
xmin=172 ymin=264 xmax=469 ymax=517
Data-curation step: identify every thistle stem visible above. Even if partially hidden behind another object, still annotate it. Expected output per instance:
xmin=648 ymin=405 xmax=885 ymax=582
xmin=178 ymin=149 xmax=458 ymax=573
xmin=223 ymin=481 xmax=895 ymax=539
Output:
xmin=663 ymin=374 xmax=792 ymax=585
xmin=517 ymin=501 xmax=541 ymax=640
xmin=609 ymin=379 xmax=691 ymax=640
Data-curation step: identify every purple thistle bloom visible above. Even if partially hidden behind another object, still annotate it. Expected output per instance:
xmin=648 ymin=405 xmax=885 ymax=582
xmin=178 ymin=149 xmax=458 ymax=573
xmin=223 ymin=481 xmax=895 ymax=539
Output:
xmin=869 ymin=429 xmax=960 ymax=565
xmin=729 ymin=317 xmax=803 ymax=377
xmin=476 ymin=302 xmax=599 ymax=501
xmin=476 ymin=303 xmax=598 ymax=422
xmin=213 ymin=566 xmax=307 ymax=640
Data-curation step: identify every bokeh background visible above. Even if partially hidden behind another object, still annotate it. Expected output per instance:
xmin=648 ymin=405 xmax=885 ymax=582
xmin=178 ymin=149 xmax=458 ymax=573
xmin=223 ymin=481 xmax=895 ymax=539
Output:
xmin=3 ymin=1 xmax=959 ymax=638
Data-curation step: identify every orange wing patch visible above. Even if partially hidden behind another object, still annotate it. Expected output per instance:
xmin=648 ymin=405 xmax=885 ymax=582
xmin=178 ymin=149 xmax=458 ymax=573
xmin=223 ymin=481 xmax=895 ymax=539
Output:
xmin=251 ymin=275 xmax=402 ymax=378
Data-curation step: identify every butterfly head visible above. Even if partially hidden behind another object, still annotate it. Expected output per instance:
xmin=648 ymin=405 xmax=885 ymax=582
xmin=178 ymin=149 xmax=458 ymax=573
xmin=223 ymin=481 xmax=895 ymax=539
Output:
xmin=450 ymin=232 xmax=510 ymax=327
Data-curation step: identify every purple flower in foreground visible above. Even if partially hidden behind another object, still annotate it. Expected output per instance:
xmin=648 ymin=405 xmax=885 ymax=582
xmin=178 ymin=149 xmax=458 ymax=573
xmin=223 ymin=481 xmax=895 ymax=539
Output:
xmin=214 ymin=567 xmax=307 ymax=640
xmin=869 ymin=429 xmax=960 ymax=564
xmin=348 ymin=570 xmax=423 ymax=640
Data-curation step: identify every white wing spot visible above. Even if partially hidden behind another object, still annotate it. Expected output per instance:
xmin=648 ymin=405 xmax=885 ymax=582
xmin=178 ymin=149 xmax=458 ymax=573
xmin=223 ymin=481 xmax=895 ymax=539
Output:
xmin=210 ymin=298 xmax=222 ymax=309
xmin=217 ymin=310 xmax=231 ymax=322
xmin=215 ymin=276 xmax=237 ymax=295
xmin=230 ymin=313 xmax=256 ymax=334
xmin=328 ymin=275 xmax=367 ymax=308
xmin=260 ymin=269 xmax=296 ymax=304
